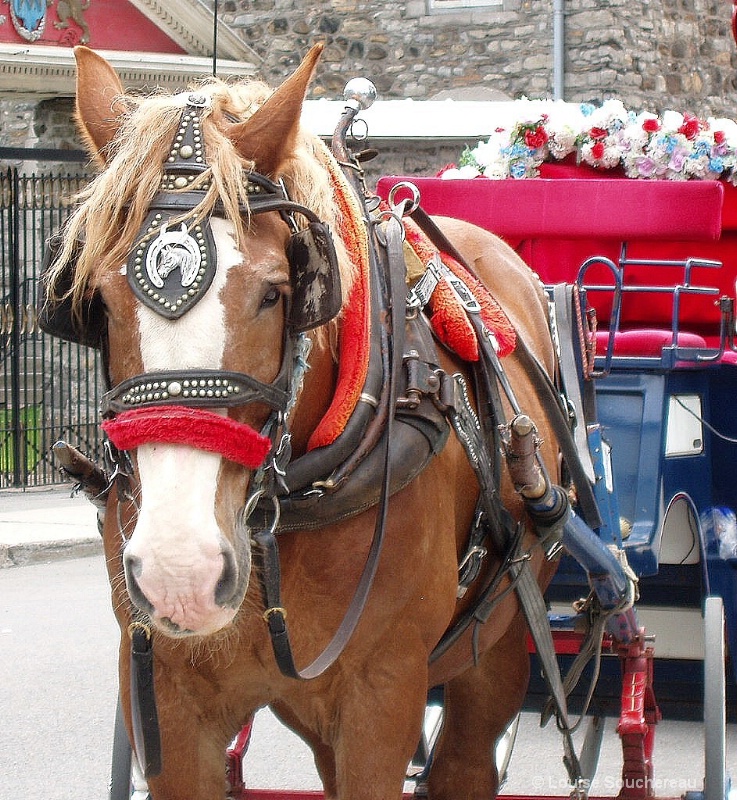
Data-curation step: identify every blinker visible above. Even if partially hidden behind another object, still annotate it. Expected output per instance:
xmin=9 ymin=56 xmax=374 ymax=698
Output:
xmin=38 ymin=232 xmax=106 ymax=349
xmin=287 ymin=221 xmax=342 ymax=333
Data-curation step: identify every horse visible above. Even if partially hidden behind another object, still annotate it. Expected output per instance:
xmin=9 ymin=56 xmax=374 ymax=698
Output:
xmin=44 ymin=44 xmax=573 ymax=800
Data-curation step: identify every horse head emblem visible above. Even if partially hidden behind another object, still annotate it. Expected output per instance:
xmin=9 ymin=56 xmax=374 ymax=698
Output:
xmin=145 ymin=222 xmax=201 ymax=289
xmin=127 ymin=211 xmax=215 ymax=319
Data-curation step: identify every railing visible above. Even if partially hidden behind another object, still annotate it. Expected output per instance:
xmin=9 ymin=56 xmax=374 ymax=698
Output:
xmin=0 ymin=160 xmax=103 ymax=488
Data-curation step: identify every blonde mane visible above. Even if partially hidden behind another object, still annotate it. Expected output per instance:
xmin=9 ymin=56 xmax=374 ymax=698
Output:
xmin=47 ymin=77 xmax=355 ymax=318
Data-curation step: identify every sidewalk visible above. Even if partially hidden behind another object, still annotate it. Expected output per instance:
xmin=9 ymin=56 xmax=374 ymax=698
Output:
xmin=0 ymin=485 xmax=102 ymax=568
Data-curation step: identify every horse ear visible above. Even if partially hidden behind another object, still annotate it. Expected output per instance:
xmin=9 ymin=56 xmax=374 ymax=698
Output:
xmin=224 ymin=43 xmax=323 ymax=177
xmin=74 ymin=46 xmax=127 ymax=162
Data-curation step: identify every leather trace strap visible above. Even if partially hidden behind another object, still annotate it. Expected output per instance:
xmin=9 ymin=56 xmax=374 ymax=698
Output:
xmin=253 ymin=206 xmax=408 ymax=680
xmin=410 ymin=205 xmax=602 ymax=530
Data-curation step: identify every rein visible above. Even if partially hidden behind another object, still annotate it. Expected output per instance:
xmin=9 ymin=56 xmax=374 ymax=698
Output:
xmin=249 ymin=123 xmax=409 ymax=679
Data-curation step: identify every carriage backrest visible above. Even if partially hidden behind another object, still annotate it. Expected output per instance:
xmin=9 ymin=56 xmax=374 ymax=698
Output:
xmin=377 ymin=174 xmax=730 ymax=348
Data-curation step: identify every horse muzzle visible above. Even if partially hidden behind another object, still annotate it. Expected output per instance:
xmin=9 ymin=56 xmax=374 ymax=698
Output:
xmin=121 ymin=484 xmax=253 ymax=637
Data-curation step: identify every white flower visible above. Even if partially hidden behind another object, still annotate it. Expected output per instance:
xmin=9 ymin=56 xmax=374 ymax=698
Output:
xmin=548 ymin=126 xmax=578 ymax=159
xmin=482 ymin=163 xmax=511 ymax=180
xmin=440 ymin=165 xmax=481 ymax=180
xmin=662 ymin=109 xmax=685 ymax=130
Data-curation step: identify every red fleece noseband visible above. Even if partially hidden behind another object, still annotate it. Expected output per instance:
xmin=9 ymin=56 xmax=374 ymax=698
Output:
xmin=102 ymin=406 xmax=272 ymax=469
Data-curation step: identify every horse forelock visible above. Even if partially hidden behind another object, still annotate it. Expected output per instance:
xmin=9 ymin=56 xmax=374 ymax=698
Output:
xmin=48 ymin=78 xmax=356 ymax=325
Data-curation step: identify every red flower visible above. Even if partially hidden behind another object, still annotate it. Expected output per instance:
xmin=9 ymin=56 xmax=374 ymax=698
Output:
xmin=714 ymin=130 xmax=727 ymax=145
xmin=524 ymin=125 xmax=549 ymax=149
xmin=591 ymin=141 xmax=605 ymax=160
xmin=678 ymin=114 xmax=701 ymax=140
xmin=642 ymin=118 xmax=660 ymax=133
xmin=589 ymin=126 xmax=609 ymax=140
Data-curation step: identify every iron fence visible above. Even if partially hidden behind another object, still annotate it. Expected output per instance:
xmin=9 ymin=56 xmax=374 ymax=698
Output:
xmin=0 ymin=162 xmax=103 ymax=488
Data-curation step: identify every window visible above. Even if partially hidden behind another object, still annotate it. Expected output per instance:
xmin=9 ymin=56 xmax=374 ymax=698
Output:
xmin=428 ymin=0 xmax=502 ymax=8
xmin=665 ymin=395 xmax=704 ymax=457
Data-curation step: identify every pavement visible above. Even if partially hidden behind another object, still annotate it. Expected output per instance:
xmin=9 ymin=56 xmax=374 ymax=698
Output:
xmin=0 ymin=484 xmax=103 ymax=568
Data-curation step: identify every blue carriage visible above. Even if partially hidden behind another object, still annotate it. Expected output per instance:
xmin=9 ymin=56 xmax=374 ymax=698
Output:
xmin=377 ymin=170 xmax=737 ymax=800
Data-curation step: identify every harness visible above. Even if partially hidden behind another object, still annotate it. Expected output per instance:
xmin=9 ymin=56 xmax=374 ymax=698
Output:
xmin=40 ymin=92 xmax=602 ymax=788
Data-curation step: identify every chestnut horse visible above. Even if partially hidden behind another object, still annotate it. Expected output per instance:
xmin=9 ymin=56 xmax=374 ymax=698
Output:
xmin=47 ymin=45 xmax=567 ymax=800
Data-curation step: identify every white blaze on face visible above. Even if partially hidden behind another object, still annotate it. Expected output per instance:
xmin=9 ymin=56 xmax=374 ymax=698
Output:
xmin=125 ymin=218 xmax=244 ymax=633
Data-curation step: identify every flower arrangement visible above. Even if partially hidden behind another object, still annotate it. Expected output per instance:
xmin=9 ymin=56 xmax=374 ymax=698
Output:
xmin=440 ymin=98 xmax=737 ymax=182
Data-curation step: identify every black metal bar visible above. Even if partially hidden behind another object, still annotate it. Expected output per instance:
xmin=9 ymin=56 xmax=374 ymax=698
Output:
xmin=9 ymin=168 xmax=22 ymax=487
xmin=0 ymin=148 xmax=87 ymax=163
xmin=212 ymin=0 xmax=218 ymax=77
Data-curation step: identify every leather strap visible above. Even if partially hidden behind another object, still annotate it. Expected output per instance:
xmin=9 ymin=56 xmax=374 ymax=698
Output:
xmin=129 ymin=621 xmax=162 ymax=778
xmin=408 ymin=206 xmax=602 ymax=529
xmin=512 ymin=557 xmax=583 ymax=785
xmin=254 ymin=209 xmax=408 ymax=679
xmin=552 ymin=283 xmax=596 ymax=482
xmin=409 ymin=203 xmax=591 ymax=788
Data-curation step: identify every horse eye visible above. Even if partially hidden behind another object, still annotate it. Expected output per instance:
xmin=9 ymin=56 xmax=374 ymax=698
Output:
xmin=260 ymin=285 xmax=281 ymax=309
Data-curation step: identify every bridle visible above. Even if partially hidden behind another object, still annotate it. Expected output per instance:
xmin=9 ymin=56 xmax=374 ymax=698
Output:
xmin=67 ymin=92 xmax=343 ymax=475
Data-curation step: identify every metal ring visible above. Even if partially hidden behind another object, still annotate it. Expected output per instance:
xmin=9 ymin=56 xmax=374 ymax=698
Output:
xmin=240 ymin=490 xmax=280 ymax=535
xmin=127 ymin=620 xmax=152 ymax=641
xmin=388 ymin=181 xmax=421 ymax=216
xmin=349 ymin=117 xmax=369 ymax=142
xmin=262 ymin=606 xmax=287 ymax=623
xmin=242 ymin=488 xmax=264 ymax=519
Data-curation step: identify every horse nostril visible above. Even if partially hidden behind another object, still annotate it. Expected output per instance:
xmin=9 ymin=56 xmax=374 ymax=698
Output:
xmin=123 ymin=552 xmax=154 ymax=616
xmin=214 ymin=546 xmax=239 ymax=607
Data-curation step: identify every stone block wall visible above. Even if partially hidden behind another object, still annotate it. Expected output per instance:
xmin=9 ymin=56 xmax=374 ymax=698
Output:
xmin=215 ymin=0 xmax=737 ymax=118
xmin=3 ymin=1 xmax=737 ymax=176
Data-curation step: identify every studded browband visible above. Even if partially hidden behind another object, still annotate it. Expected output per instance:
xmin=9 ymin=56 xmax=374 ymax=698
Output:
xmin=101 ymin=368 xmax=291 ymax=416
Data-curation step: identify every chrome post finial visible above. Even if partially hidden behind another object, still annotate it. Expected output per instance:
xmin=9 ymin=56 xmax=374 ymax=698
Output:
xmin=343 ymin=78 xmax=377 ymax=112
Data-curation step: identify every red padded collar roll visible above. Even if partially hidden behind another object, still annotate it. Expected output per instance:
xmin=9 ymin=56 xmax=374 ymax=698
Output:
xmin=102 ymin=406 xmax=272 ymax=469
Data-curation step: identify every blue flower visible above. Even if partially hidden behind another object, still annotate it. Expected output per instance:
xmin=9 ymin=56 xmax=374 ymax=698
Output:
xmin=509 ymin=143 xmax=527 ymax=157
xmin=709 ymin=156 xmax=725 ymax=174
xmin=579 ymin=103 xmax=595 ymax=117
xmin=693 ymin=140 xmax=710 ymax=157
xmin=510 ymin=160 xmax=528 ymax=179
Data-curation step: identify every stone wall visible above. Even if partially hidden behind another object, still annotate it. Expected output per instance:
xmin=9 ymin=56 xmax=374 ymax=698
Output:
xmin=215 ymin=0 xmax=737 ymax=118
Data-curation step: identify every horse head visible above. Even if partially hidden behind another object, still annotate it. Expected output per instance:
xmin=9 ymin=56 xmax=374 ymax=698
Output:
xmin=58 ymin=44 xmax=346 ymax=637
